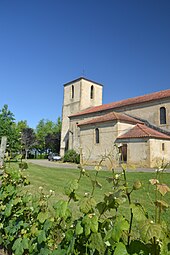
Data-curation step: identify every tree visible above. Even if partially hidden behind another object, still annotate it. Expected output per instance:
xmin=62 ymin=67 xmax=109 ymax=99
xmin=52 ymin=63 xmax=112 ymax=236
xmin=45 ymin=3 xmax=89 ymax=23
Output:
xmin=45 ymin=132 xmax=60 ymax=153
xmin=35 ymin=118 xmax=61 ymax=154
xmin=21 ymin=128 xmax=36 ymax=159
xmin=0 ymin=105 xmax=18 ymax=155
xmin=16 ymin=120 xmax=28 ymax=132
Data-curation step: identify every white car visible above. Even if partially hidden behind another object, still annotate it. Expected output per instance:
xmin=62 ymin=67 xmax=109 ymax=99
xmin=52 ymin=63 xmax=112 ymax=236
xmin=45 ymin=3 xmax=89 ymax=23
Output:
xmin=48 ymin=153 xmax=61 ymax=161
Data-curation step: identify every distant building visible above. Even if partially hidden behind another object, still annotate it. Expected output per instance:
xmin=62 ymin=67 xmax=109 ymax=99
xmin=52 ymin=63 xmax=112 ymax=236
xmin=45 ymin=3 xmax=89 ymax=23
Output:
xmin=60 ymin=77 xmax=170 ymax=168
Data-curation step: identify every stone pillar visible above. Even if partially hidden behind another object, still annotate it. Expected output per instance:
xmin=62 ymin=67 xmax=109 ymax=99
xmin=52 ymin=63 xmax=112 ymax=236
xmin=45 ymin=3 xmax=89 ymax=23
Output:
xmin=0 ymin=136 xmax=7 ymax=168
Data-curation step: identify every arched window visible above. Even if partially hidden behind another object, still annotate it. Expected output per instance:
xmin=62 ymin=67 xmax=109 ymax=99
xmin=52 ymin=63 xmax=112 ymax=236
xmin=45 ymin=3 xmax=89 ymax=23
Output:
xmin=160 ymin=107 xmax=166 ymax=124
xmin=162 ymin=143 xmax=165 ymax=151
xmin=71 ymin=85 xmax=74 ymax=99
xmin=95 ymin=128 xmax=99 ymax=144
xmin=90 ymin=85 xmax=94 ymax=99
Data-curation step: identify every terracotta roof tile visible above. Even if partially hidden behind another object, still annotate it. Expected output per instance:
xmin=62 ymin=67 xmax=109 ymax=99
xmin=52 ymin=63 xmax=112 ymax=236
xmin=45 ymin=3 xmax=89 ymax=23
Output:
xmin=117 ymin=124 xmax=170 ymax=140
xmin=77 ymin=112 xmax=143 ymax=126
xmin=70 ymin=89 xmax=170 ymax=117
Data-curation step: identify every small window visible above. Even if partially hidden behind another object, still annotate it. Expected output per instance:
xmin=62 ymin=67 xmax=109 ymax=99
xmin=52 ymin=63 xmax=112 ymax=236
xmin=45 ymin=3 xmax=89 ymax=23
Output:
xmin=162 ymin=143 xmax=165 ymax=151
xmin=95 ymin=128 xmax=99 ymax=144
xmin=160 ymin=107 xmax=166 ymax=124
xmin=90 ymin=85 xmax=94 ymax=99
xmin=71 ymin=85 xmax=74 ymax=99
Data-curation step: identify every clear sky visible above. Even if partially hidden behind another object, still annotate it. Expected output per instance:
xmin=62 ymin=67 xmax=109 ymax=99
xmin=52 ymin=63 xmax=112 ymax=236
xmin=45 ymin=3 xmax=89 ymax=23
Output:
xmin=0 ymin=0 xmax=170 ymax=128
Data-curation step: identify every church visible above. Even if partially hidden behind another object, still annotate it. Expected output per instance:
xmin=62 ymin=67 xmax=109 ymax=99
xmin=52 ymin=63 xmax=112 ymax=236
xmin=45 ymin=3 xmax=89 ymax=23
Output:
xmin=60 ymin=77 xmax=170 ymax=168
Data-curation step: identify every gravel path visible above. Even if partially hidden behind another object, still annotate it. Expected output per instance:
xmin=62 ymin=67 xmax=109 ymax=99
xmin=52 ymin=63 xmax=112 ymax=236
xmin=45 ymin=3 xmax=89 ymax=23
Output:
xmin=27 ymin=159 xmax=170 ymax=172
xmin=27 ymin=159 xmax=78 ymax=169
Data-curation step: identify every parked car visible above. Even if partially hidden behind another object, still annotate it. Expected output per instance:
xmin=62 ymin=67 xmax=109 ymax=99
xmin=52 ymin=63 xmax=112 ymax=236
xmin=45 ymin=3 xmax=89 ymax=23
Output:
xmin=48 ymin=153 xmax=61 ymax=161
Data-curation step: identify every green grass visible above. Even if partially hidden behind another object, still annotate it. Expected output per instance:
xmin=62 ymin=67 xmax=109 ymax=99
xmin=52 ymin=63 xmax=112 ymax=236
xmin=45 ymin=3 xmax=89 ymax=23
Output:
xmin=24 ymin=163 xmax=114 ymax=200
xmin=13 ymin=162 xmax=170 ymax=223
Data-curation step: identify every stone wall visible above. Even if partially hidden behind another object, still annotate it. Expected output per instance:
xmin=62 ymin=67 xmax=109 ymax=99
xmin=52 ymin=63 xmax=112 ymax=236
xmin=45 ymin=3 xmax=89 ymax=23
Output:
xmin=121 ymin=98 xmax=170 ymax=132
xmin=60 ymin=78 xmax=103 ymax=156
xmin=149 ymin=139 xmax=170 ymax=167
xmin=79 ymin=122 xmax=135 ymax=165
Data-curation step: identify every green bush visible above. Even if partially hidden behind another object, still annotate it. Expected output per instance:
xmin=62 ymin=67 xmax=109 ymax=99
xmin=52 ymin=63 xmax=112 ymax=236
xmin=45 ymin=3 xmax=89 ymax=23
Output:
xmin=36 ymin=154 xmax=48 ymax=159
xmin=63 ymin=149 xmax=80 ymax=164
xmin=18 ymin=162 xmax=28 ymax=170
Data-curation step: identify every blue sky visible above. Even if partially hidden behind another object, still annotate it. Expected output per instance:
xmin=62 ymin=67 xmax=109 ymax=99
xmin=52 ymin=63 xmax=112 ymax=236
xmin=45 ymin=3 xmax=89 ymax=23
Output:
xmin=0 ymin=0 xmax=170 ymax=128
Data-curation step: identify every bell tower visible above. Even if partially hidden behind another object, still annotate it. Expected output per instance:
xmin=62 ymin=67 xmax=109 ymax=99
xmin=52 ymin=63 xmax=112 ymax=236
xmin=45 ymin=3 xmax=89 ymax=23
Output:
xmin=60 ymin=77 xmax=103 ymax=156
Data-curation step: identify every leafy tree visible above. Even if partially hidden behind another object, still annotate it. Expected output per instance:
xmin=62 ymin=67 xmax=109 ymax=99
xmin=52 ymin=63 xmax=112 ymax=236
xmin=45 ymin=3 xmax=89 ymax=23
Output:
xmin=45 ymin=132 xmax=61 ymax=153
xmin=16 ymin=120 xmax=28 ymax=132
xmin=21 ymin=128 xmax=36 ymax=159
xmin=53 ymin=117 xmax=62 ymax=133
xmin=0 ymin=104 xmax=18 ymax=155
xmin=36 ymin=118 xmax=61 ymax=154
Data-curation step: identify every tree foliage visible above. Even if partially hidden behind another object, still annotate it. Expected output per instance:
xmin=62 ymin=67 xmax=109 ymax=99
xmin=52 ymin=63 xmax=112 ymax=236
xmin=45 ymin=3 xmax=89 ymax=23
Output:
xmin=21 ymin=128 xmax=36 ymax=159
xmin=0 ymin=105 xmax=19 ymax=153
xmin=36 ymin=118 xmax=61 ymax=154
xmin=0 ymin=104 xmax=61 ymax=157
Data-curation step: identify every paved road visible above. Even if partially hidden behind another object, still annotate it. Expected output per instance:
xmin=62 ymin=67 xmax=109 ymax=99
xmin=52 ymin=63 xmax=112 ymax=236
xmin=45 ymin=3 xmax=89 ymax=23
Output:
xmin=27 ymin=159 xmax=170 ymax=172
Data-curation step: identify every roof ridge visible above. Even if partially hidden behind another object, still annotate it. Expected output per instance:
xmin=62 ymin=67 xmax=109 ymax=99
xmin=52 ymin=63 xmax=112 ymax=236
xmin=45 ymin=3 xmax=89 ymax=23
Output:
xmin=70 ymin=88 xmax=170 ymax=118
xmin=137 ymin=124 xmax=151 ymax=136
xmin=112 ymin=112 xmax=118 ymax=119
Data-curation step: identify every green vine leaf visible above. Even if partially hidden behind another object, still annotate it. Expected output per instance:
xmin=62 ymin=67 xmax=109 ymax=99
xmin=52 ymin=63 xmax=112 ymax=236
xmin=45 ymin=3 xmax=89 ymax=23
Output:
xmin=54 ymin=200 xmax=68 ymax=218
xmin=22 ymin=237 xmax=29 ymax=250
xmin=80 ymin=197 xmax=96 ymax=214
xmin=39 ymin=247 xmax=52 ymax=255
xmin=160 ymin=237 xmax=170 ymax=255
xmin=64 ymin=179 xmax=78 ymax=196
xmin=114 ymin=242 xmax=129 ymax=255
xmin=128 ymin=240 xmax=150 ymax=254
xmin=12 ymin=238 xmax=24 ymax=255
xmin=4 ymin=201 xmax=13 ymax=217
xmin=30 ymin=223 xmax=38 ymax=235
xmin=82 ymin=215 xmax=91 ymax=236
xmin=82 ymin=214 xmax=98 ymax=236
xmin=110 ymin=216 xmax=129 ymax=242
xmin=37 ymin=211 xmax=49 ymax=223
xmin=90 ymin=215 xmax=99 ymax=233
xmin=97 ymin=201 xmax=107 ymax=214
xmin=52 ymin=248 xmax=67 ymax=254
xmin=131 ymin=203 xmax=147 ymax=222
xmin=139 ymin=220 xmax=164 ymax=243
xmin=37 ymin=229 xmax=46 ymax=244
xmin=89 ymin=232 xmax=105 ymax=254
xmin=75 ymin=221 xmax=83 ymax=235
xmin=104 ymin=192 xmax=117 ymax=209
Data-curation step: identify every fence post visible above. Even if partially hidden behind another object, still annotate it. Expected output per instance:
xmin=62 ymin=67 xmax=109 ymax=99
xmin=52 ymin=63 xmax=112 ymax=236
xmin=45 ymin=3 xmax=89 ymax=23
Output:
xmin=0 ymin=136 xmax=7 ymax=168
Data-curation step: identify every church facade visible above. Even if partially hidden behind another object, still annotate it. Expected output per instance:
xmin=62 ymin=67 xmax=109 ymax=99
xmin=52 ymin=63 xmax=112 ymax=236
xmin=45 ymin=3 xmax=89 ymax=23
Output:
xmin=60 ymin=77 xmax=170 ymax=168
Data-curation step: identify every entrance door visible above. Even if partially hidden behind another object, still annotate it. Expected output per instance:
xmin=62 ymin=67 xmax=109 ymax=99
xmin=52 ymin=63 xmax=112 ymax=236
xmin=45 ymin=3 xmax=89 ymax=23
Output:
xmin=119 ymin=144 xmax=127 ymax=163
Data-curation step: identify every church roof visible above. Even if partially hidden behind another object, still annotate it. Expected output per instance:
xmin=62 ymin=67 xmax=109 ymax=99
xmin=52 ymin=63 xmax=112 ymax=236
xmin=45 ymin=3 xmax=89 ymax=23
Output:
xmin=117 ymin=123 xmax=170 ymax=140
xmin=77 ymin=112 xmax=143 ymax=126
xmin=64 ymin=77 xmax=103 ymax=87
xmin=70 ymin=88 xmax=170 ymax=117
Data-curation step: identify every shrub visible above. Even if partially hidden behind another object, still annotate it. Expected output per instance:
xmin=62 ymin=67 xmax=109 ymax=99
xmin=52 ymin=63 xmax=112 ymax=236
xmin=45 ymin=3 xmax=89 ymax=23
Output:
xmin=63 ymin=149 xmax=80 ymax=164
xmin=18 ymin=162 xmax=28 ymax=170
xmin=36 ymin=154 xmax=48 ymax=159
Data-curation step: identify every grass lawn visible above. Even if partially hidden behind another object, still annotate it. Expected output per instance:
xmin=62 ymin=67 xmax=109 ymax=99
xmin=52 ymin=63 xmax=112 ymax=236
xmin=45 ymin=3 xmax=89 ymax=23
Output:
xmin=16 ymin=162 xmax=170 ymax=224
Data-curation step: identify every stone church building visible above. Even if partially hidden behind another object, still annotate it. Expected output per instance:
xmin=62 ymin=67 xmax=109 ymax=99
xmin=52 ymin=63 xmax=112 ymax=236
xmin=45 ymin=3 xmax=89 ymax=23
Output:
xmin=60 ymin=77 xmax=170 ymax=168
